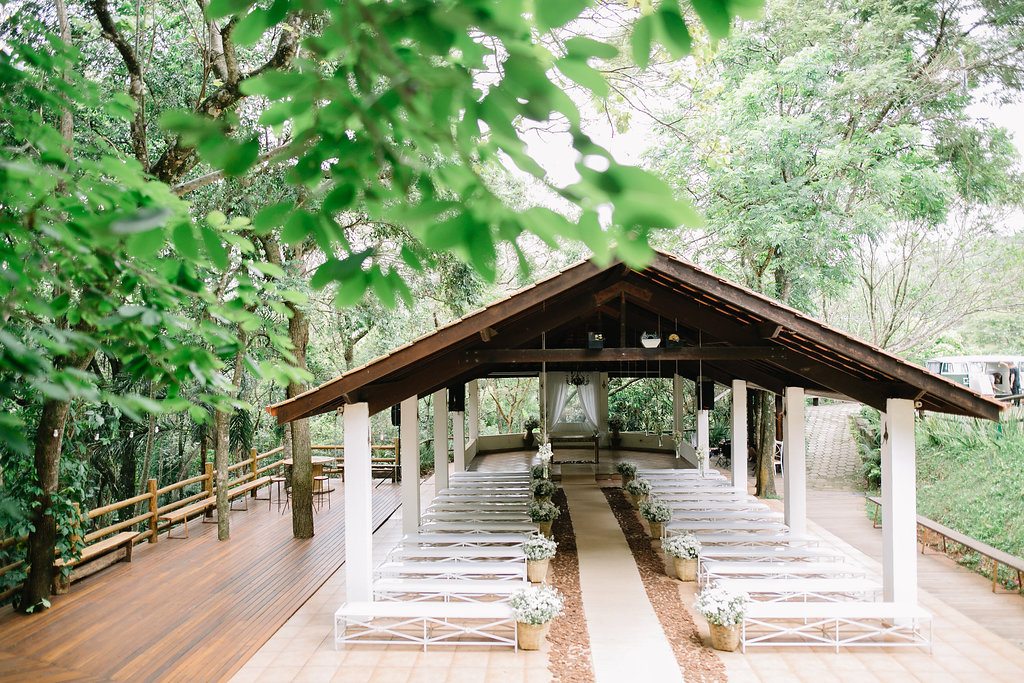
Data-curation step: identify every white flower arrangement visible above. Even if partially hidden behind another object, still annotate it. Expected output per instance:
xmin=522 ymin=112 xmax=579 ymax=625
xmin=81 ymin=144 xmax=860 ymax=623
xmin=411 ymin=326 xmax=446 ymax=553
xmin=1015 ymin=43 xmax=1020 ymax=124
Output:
xmin=509 ymin=585 xmax=565 ymax=625
xmin=537 ymin=442 xmax=553 ymax=464
xmin=528 ymin=500 xmax=560 ymax=522
xmin=694 ymin=585 xmax=747 ymax=626
xmin=523 ymin=534 xmax=558 ymax=561
xmin=530 ymin=479 xmax=556 ymax=498
xmin=672 ymin=430 xmax=684 ymax=459
xmin=663 ymin=533 xmax=701 ymax=559
xmin=639 ymin=497 xmax=672 ymax=523
xmin=615 ymin=461 xmax=637 ymax=477
xmin=624 ymin=477 xmax=651 ymax=496
xmin=696 ymin=445 xmax=710 ymax=474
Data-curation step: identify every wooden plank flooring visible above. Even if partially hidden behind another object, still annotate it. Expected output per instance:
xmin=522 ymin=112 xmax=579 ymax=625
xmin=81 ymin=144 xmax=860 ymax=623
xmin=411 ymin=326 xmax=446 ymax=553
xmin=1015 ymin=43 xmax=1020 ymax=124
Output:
xmin=0 ymin=480 xmax=401 ymax=682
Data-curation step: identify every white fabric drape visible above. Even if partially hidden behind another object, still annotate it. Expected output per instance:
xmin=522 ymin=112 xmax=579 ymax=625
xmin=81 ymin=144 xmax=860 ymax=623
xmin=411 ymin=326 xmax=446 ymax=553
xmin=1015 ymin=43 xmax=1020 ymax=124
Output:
xmin=577 ymin=373 xmax=601 ymax=431
xmin=544 ymin=372 xmax=570 ymax=430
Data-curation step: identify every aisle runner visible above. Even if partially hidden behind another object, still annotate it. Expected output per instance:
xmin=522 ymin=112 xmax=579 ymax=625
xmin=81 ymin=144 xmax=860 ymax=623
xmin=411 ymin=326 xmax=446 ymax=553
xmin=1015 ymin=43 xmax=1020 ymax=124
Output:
xmin=563 ymin=481 xmax=684 ymax=683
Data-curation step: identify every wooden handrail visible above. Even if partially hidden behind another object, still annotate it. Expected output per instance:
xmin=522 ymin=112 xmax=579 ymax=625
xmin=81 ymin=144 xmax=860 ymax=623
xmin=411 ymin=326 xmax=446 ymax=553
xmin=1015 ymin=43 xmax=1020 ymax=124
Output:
xmin=88 ymin=491 xmax=151 ymax=519
xmin=0 ymin=535 xmax=26 ymax=552
xmin=156 ymin=472 xmax=210 ymax=496
xmin=84 ymin=513 xmax=149 ymax=544
xmin=226 ymin=459 xmax=252 ymax=473
xmin=156 ymin=490 xmax=210 ymax=516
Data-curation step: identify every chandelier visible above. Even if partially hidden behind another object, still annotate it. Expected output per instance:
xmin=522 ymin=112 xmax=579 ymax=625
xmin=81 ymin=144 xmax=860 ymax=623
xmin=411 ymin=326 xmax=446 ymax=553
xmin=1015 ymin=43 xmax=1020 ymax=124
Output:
xmin=566 ymin=370 xmax=590 ymax=387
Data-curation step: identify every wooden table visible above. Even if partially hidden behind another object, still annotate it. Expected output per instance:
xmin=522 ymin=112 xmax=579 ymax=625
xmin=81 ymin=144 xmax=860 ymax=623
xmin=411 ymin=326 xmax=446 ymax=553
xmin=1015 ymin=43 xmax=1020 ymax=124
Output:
xmin=549 ymin=435 xmax=599 ymax=464
xmin=282 ymin=455 xmax=336 ymax=492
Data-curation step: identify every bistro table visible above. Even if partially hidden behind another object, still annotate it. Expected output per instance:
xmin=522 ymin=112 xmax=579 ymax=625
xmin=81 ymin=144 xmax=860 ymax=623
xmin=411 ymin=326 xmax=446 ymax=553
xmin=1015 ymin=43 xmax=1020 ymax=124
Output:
xmin=282 ymin=455 xmax=336 ymax=493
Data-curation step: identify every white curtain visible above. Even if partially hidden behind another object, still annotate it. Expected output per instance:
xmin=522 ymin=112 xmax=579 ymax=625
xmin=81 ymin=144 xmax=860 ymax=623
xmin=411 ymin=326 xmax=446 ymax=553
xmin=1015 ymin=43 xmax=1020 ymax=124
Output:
xmin=544 ymin=372 xmax=570 ymax=431
xmin=577 ymin=373 xmax=601 ymax=431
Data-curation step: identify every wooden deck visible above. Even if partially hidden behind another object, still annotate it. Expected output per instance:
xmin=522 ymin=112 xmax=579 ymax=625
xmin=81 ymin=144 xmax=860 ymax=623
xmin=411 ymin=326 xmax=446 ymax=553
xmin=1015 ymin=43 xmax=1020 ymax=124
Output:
xmin=0 ymin=479 xmax=401 ymax=682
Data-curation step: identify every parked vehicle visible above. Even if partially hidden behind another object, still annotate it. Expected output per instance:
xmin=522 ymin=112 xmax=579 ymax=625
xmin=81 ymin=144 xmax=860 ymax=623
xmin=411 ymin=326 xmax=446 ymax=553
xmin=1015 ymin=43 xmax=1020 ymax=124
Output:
xmin=925 ymin=355 xmax=1024 ymax=398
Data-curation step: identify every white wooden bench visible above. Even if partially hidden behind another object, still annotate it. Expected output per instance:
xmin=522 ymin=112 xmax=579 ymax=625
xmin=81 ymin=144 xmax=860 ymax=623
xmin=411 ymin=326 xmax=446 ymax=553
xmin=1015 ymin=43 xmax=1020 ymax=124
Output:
xmin=694 ymin=532 xmax=820 ymax=547
xmin=389 ymin=546 xmax=526 ymax=562
xmin=700 ymin=560 xmax=867 ymax=585
xmin=376 ymin=559 xmax=526 ymax=580
xmin=699 ymin=546 xmax=843 ymax=563
xmin=401 ymin=532 xmax=529 ymax=546
xmin=422 ymin=511 xmax=531 ymax=522
xmin=421 ymin=521 xmax=539 ymax=534
xmin=667 ymin=520 xmax=787 ymax=533
xmin=716 ymin=577 xmax=882 ymax=602
xmin=373 ymin=578 xmax=528 ymax=602
xmin=665 ymin=500 xmax=768 ymax=511
xmin=433 ymin=494 xmax=531 ymax=504
xmin=741 ymin=601 xmax=932 ymax=652
xmin=657 ymin=492 xmax=758 ymax=502
xmin=335 ymin=601 xmax=517 ymax=650
xmin=671 ymin=509 xmax=785 ymax=522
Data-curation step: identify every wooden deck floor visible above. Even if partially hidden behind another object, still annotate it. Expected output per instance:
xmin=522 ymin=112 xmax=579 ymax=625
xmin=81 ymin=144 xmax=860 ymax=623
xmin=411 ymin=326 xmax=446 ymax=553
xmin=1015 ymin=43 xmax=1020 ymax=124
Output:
xmin=0 ymin=479 xmax=401 ymax=683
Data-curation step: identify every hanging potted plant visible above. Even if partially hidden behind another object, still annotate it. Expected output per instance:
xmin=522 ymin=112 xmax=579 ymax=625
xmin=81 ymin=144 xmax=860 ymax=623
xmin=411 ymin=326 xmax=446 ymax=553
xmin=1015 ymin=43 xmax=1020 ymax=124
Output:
xmin=528 ymin=500 xmax=560 ymax=537
xmin=694 ymin=585 xmax=747 ymax=652
xmin=663 ymin=533 xmax=701 ymax=581
xmin=615 ymin=461 xmax=637 ymax=488
xmin=640 ymin=331 xmax=661 ymax=348
xmin=509 ymin=585 xmax=565 ymax=650
xmin=530 ymin=478 xmax=556 ymax=503
xmin=624 ymin=477 xmax=651 ymax=509
xmin=524 ymin=534 xmax=558 ymax=583
xmin=608 ymin=414 xmax=624 ymax=447
xmin=639 ymin=497 xmax=672 ymax=540
xmin=523 ymin=416 xmax=540 ymax=448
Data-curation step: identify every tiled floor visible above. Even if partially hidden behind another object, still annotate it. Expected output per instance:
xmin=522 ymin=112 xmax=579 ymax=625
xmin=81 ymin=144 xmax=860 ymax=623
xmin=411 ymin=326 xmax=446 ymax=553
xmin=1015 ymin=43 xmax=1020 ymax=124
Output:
xmin=230 ymin=452 xmax=1024 ymax=683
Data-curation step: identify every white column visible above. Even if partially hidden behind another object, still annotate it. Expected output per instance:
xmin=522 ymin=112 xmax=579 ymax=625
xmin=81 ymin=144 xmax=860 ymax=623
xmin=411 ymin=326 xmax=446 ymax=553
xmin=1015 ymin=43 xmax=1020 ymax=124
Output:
xmin=731 ymin=379 xmax=747 ymax=493
xmin=452 ymin=410 xmax=466 ymax=471
xmin=400 ymin=396 xmax=420 ymax=536
xmin=696 ymin=409 xmax=710 ymax=470
xmin=343 ymin=402 xmax=372 ymax=602
xmin=882 ymin=398 xmax=918 ymax=604
xmin=467 ymin=380 xmax=480 ymax=443
xmin=433 ymin=389 xmax=448 ymax=496
xmin=782 ymin=387 xmax=806 ymax=535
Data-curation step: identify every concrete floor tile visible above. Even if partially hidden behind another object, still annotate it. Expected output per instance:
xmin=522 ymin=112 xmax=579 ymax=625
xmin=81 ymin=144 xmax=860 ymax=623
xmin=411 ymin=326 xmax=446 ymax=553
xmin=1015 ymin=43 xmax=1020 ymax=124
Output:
xmin=255 ymin=666 xmax=299 ymax=683
xmin=367 ymin=666 xmax=413 ymax=683
xmin=444 ymin=666 xmax=488 ymax=683
xmin=293 ymin=666 xmax=338 ymax=683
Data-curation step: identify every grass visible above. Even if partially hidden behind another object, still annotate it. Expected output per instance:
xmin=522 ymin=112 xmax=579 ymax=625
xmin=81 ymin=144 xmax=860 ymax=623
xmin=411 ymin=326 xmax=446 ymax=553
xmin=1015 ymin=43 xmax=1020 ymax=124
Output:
xmin=856 ymin=408 xmax=1024 ymax=589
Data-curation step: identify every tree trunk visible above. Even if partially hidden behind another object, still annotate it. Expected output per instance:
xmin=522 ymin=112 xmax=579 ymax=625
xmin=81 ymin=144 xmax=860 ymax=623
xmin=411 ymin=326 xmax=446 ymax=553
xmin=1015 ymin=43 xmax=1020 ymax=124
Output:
xmin=214 ymin=407 xmax=231 ymax=541
xmin=289 ymin=305 xmax=313 ymax=539
xmin=754 ymin=389 xmax=777 ymax=498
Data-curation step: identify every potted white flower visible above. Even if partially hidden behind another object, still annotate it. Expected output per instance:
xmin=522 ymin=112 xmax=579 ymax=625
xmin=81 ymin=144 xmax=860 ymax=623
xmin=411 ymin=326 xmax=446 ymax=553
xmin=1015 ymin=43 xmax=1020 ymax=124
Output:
xmin=694 ymin=585 xmax=747 ymax=651
xmin=523 ymin=534 xmax=557 ymax=583
xmin=638 ymin=497 xmax=672 ymax=539
xmin=663 ymin=533 xmax=701 ymax=581
xmin=509 ymin=584 xmax=565 ymax=650
xmin=528 ymin=500 xmax=560 ymax=537
xmin=537 ymin=442 xmax=553 ymax=479
xmin=614 ymin=460 xmax=637 ymax=487
xmin=530 ymin=478 xmax=556 ymax=503
xmin=624 ymin=477 xmax=651 ymax=509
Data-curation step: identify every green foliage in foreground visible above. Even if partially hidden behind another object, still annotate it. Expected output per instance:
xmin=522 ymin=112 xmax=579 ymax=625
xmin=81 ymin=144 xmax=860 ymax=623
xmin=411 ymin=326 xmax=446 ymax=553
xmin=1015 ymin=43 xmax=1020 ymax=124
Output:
xmin=856 ymin=409 xmax=1024 ymax=588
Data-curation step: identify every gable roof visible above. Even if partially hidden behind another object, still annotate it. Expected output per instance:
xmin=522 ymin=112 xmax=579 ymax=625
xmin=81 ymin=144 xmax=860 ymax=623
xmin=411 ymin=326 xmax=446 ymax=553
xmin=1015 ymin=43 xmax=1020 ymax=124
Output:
xmin=267 ymin=251 xmax=1003 ymax=423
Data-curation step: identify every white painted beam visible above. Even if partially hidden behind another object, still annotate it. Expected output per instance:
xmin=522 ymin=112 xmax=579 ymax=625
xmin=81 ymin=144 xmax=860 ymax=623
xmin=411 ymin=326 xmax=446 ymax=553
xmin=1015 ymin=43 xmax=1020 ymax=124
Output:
xmin=598 ymin=372 xmax=609 ymax=446
xmin=882 ymin=398 xmax=918 ymax=604
xmin=343 ymin=402 xmax=372 ymax=602
xmin=433 ymin=389 xmax=448 ymax=496
xmin=467 ymin=380 xmax=480 ymax=443
xmin=696 ymin=409 xmax=710 ymax=470
xmin=782 ymin=387 xmax=806 ymax=535
xmin=731 ymin=379 xmax=747 ymax=493
xmin=400 ymin=396 xmax=420 ymax=536
xmin=673 ymin=374 xmax=685 ymax=437
xmin=452 ymin=410 xmax=466 ymax=471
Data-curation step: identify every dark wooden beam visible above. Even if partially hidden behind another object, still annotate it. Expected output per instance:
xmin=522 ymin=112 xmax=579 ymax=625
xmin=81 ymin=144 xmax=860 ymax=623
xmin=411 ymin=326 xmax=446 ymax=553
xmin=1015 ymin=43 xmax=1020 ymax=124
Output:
xmin=467 ymin=347 xmax=793 ymax=363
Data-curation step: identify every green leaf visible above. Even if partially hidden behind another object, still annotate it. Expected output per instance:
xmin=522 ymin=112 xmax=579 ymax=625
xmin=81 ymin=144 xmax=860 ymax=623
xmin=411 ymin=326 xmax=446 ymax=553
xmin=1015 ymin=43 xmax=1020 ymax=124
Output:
xmin=691 ymin=0 xmax=732 ymax=40
xmin=324 ymin=183 xmax=356 ymax=214
xmin=110 ymin=207 xmax=171 ymax=234
xmin=231 ymin=8 xmax=269 ymax=46
xmin=173 ymin=223 xmax=200 ymax=261
xmin=564 ymin=37 xmax=618 ymax=61
xmin=535 ymin=0 xmax=589 ymax=31
xmin=249 ymin=262 xmax=285 ymax=279
xmin=556 ymin=58 xmax=608 ymax=97
xmin=201 ymin=226 xmax=229 ymax=270
xmin=631 ymin=14 xmax=655 ymax=69
xmin=657 ymin=4 xmax=693 ymax=59
xmin=252 ymin=201 xmax=293 ymax=234
xmin=206 ymin=0 xmax=254 ymax=20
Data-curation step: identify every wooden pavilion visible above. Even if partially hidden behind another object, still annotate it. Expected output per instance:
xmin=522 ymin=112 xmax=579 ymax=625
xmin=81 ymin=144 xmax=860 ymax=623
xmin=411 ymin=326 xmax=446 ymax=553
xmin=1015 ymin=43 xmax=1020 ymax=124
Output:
xmin=267 ymin=251 xmax=1002 ymax=610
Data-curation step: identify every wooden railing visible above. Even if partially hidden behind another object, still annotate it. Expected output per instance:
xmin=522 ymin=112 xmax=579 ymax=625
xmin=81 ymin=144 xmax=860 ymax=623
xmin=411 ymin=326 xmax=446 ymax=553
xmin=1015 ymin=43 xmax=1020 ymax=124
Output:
xmin=0 ymin=441 xmax=372 ymax=603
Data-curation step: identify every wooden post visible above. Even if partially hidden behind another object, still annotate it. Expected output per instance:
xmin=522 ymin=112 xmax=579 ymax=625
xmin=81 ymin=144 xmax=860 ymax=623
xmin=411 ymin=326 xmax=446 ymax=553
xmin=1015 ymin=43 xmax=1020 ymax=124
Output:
xmin=204 ymin=462 xmax=214 ymax=496
xmin=147 ymin=478 xmax=158 ymax=544
xmin=249 ymin=447 xmax=259 ymax=496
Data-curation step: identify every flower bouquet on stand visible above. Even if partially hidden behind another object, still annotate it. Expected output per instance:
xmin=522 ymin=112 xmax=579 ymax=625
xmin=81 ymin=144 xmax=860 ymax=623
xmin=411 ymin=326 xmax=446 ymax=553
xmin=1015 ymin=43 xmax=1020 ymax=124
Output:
xmin=638 ymin=497 xmax=672 ymax=541
xmin=509 ymin=585 xmax=565 ymax=650
xmin=530 ymin=478 xmax=556 ymax=503
xmin=523 ymin=534 xmax=557 ymax=583
xmin=528 ymin=500 xmax=560 ymax=537
xmin=663 ymin=533 xmax=701 ymax=581
xmin=537 ymin=442 xmax=553 ymax=479
xmin=624 ymin=477 xmax=651 ymax=509
xmin=694 ymin=585 xmax=747 ymax=651
xmin=615 ymin=461 xmax=637 ymax=488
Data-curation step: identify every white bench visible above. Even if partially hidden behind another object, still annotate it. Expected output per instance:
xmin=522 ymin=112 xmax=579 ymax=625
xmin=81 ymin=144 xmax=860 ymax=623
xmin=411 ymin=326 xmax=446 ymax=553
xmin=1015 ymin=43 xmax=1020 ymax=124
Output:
xmin=335 ymin=601 xmax=517 ymax=650
xmin=694 ymin=532 xmax=820 ymax=547
xmin=699 ymin=546 xmax=843 ymax=563
xmin=376 ymin=560 xmax=526 ymax=580
xmin=716 ymin=577 xmax=882 ymax=602
xmin=670 ymin=510 xmax=784 ymax=522
xmin=373 ymin=578 xmax=528 ymax=602
xmin=665 ymin=501 xmax=768 ymax=511
xmin=433 ymin=494 xmax=531 ymax=503
xmin=422 ymin=510 xmax=531 ymax=522
xmin=421 ymin=521 xmax=539 ymax=533
xmin=401 ymin=532 xmax=530 ymax=546
xmin=741 ymin=601 xmax=932 ymax=652
xmin=389 ymin=546 xmax=526 ymax=562
xmin=667 ymin=520 xmax=787 ymax=533
xmin=657 ymin=492 xmax=758 ymax=502
xmin=701 ymin=560 xmax=866 ymax=585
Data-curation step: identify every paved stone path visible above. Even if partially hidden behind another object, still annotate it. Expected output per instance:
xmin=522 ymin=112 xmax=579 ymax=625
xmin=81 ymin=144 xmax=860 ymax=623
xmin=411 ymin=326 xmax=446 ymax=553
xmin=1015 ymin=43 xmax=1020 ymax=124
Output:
xmin=804 ymin=401 xmax=862 ymax=490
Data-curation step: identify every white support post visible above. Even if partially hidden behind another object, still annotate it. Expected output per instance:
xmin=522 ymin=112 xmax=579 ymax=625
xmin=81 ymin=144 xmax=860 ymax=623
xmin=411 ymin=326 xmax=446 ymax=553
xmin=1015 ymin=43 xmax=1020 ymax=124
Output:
xmin=467 ymin=380 xmax=480 ymax=443
xmin=343 ymin=402 xmax=372 ymax=602
xmin=696 ymin=409 xmax=710 ymax=470
xmin=882 ymin=398 xmax=918 ymax=604
xmin=433 ymin=389 xmax=448 ymax=496
xmin=782 ymin=387 xmax=807 ymax=535
xmin=400 ymin=396 xmax=420 ymax=536
xmin=673 ymin=374 xmax=685 ymax=437
xmin=452 ymin=410 xmax=466 ymax=472
xmin=731 ymin=379 xmax=747 ymax=493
